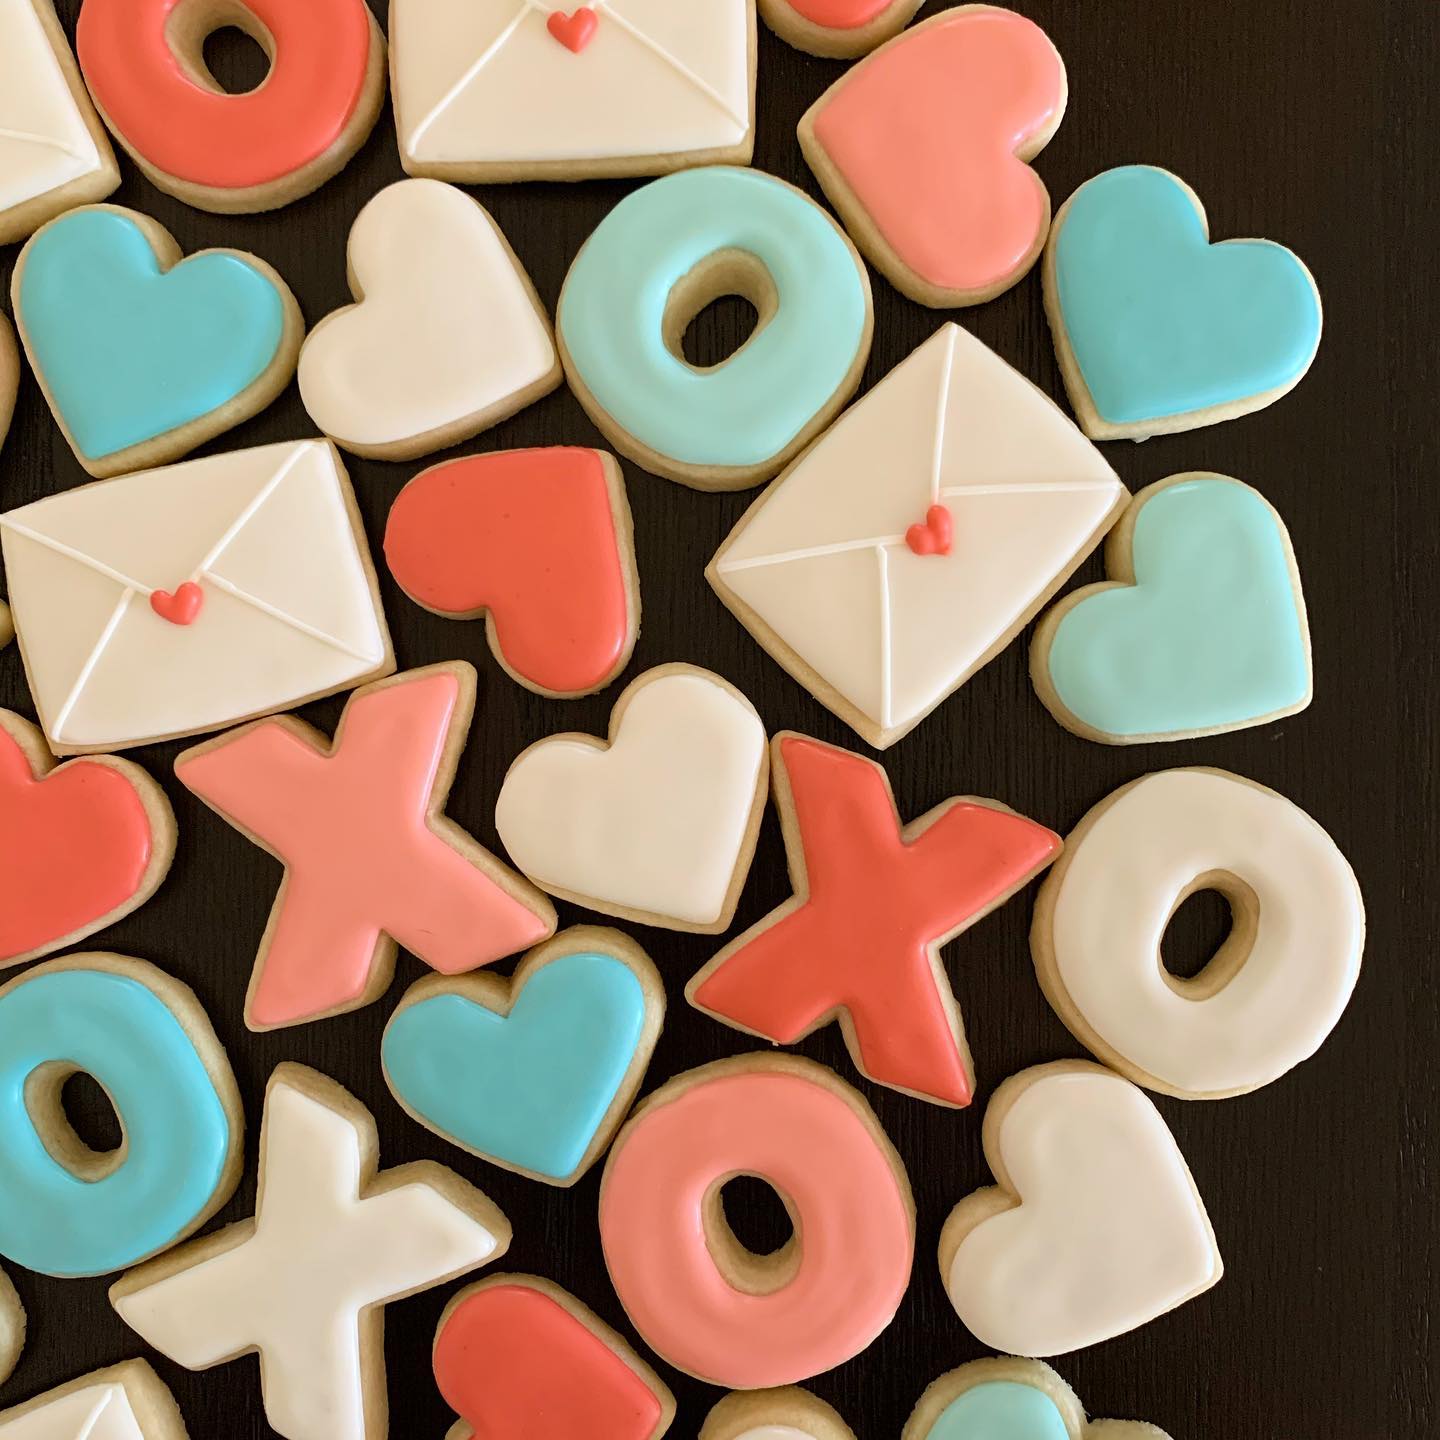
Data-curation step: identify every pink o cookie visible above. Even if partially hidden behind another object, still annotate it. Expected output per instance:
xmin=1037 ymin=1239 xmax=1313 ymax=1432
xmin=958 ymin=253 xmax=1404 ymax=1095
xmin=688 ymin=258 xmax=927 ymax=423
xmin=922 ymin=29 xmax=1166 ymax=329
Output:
xmin=760 ymin=0 xmax=924 ymax=59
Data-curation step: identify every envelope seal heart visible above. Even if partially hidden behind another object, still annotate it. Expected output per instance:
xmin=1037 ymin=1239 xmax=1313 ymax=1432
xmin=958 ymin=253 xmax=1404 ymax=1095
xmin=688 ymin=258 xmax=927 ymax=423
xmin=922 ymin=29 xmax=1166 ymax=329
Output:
xmin=548 ymin=6 xmax=599 ymax=52
xmin=906 ymin=503 xmax=952 ymax=557
xmin=149 ymin=581 xmax=203 ymax=627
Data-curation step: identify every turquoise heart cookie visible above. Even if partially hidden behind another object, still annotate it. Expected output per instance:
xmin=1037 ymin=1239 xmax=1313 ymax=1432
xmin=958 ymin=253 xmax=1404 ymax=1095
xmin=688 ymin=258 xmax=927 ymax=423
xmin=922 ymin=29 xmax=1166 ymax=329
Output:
xmin=1050 ymin=166 xmax=1321 ymax=432
xmin=1041 ymin=475 xmax=1311 ymax=740
xmin=383 ymin=948 xmax=651 ymax=1182
xmin=925 ymin=1381 xmax=1069 ymax=1440
xmin=17 ymin=208 xmax=289 ymax=463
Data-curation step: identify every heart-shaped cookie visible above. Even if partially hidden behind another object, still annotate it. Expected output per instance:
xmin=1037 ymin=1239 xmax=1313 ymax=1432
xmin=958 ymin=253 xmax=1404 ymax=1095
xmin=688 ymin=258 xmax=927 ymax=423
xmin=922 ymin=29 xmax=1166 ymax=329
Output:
xmin=1044 ymin=165 xmax=1322 ymax=439
xmin=0 ymin=710 xmax=175 ymax=965
xmin=495 ymin=665 xmax=768 ymax=933
xmin=939 ymin=1062 xmax=1222 ymax=1356
xmin=1032 ymin=474 xmax=1312 ymax=742
xmin=800 ymin=8 xmax=1066 ymax=306
xmin=384 ymin=448 xmax=639 ymax=698
xmin=383 ymin=928 xmax=663 ymax=1185
xmin=12 ymin=205 xmax=300 ymax=477
xmin=298 ymin=179 xmax=560 ymax=460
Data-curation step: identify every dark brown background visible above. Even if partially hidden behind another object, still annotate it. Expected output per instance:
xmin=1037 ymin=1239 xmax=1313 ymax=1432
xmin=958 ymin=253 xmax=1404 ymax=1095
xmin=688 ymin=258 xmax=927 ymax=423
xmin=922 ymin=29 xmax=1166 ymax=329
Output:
xmin=0 ymin=2 xmax=1429 ymax=1436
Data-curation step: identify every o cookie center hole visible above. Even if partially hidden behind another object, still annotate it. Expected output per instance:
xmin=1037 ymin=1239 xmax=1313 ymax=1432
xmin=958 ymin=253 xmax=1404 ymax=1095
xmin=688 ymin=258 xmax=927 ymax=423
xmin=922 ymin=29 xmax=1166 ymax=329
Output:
xmin=168 ymin=1 xmax=276 ymax=96
xmin=704 ymin=1172 xmax=800 ymax=1295
xmin=1161 ymin=872 xmax=1259 ymax=997
xmin=25 ymin=1064 xmax=126 ymax=1181
xmin=664 ymin=251 xmax=778 ymax=372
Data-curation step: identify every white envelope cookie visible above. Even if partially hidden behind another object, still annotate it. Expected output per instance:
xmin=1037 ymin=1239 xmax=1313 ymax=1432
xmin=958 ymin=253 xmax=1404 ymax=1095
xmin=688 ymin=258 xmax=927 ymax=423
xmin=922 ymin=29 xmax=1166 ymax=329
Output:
xmin=391 ymin=0 xmax=757 ymax=182
xmin=1 ymin=440 xmax=394 ymax=755
xmin=709 ymin=324 xmax=1126 ymax=749
xmin=0 ymin=1360 xmax=188 ymax=1440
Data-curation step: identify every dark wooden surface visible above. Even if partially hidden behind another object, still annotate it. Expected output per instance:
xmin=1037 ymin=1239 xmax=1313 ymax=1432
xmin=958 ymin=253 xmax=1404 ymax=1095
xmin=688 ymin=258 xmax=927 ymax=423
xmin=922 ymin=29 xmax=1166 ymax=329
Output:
xmin=0 ymin=3 xmax=1429 ymax=1436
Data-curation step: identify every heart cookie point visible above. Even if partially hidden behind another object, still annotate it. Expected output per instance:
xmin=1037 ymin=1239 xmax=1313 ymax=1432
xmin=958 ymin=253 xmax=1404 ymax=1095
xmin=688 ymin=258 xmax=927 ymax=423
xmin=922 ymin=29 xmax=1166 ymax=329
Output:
xmin=547 ymin=7 xmax=599 ymax=52
xmin=149 ymin=581 xmax=203 ymax=626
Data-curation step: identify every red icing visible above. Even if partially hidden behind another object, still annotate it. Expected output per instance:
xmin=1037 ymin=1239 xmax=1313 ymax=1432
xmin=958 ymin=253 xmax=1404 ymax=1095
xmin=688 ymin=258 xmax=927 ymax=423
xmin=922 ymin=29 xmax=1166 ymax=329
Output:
xmin=691 ymin=735 xmax=1061 ymax=1106
xmin=150 ymin=581 xmax=203 ymax=625
xmin=384 ymin=449 xmax=632 ymax=696
xmin=76 ymin=0 xmax=373 ymax=191
xmin=434 ymin=1283 xmax=663 ymax=1440
xmin=810 ymin=8 xmax=1066 ymax=292
xmin=0 ymin=725 xmax=154 ymax=962
xmin=786 ymin=0 xmax=895 ymax=28
xmin=546 ymin=7 xmax=599 ymax=53
xmin=905 ymin=503 xmax=952 ymax=556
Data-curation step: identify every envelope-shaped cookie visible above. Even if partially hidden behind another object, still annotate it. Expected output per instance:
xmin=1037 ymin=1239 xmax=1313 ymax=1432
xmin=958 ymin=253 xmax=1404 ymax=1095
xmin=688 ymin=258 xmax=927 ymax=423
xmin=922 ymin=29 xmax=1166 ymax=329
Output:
xmin=392 ymin=0 xmax=756 ymax=180
xmin=2 ymin=440 xmax=394 ymax=755
xmin=708 ymin=325 xmax=1126 ymax=749
xmin=0 ymin=1360 xmax=184 ymax=1440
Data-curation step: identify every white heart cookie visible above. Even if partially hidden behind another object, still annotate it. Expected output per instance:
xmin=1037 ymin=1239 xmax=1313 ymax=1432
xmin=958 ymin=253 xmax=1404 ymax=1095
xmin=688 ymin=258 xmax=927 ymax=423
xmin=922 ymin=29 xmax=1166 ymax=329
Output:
xmin=495 ymin=664 xmax=767 ymax=933
xmin=939 ymin=1061 xmax=1221 ymax=1356
xmin=297 ymin=179 xmax=560 ymax=460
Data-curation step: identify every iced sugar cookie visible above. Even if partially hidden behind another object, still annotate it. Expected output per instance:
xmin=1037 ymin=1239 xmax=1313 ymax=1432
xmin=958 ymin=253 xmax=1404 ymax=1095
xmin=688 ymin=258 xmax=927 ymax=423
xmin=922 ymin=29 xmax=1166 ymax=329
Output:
xmin=939 ymin=1061 xmax=1222 ymax=1356
xmin=1 ymin=440 xmax=394 ymax=755
xmin=1044 ymin=166 xmax=1323 ymax=440
xmin=176 ymin=664 xmax=556 ymax=1031
xmin=495 ymin=664 xmax=767 ymax=933
xmin=0 ymin=709 xmax=175 ymax=967
xmin=761 ymin=0 xmax=922 ymax=58
xmin=298 ymin=180 xmax=560 ymax=461
xmin=0 ymin=1269 xmax=20 ymax=1386
xmin=701 ymin=1387 xmax=856 ymax=1440
xmin=434 ymin=1275 xmax=675 ymax=1440
xmin=384 ymin=926 xmax=664 ymax=1186
xmin=384 ymin=448 xmax=639 ymax=698
xmin=0 ymin=605 xmax=10 ymax=650
xmin=0 ymin=955 xmax=242 ymax=1279
xmin=688 ymin=733 xmax=1061 ymax=1107
xmin=111 ymin=1063 xmax=511 ymax=1440
xmin=13 ymin=206 xmax=302 ymax=478
xmin=1032 ymin=475 xmax=1312 ymax=743
xmin=599 ymin=1054 xmax=914 ymax=1388
xmin=558 ymin=167 xmax=873 ymax=490
xmin=1031 ymin=769 xmax=1365 ymax=1100
xmin=708 ymin=324 xmax=1125 ymax=749
xmin=77 ymin=0 xmax=386 ymax=213
xmin=800 ymin=7 xmax=1066 ymax=307
xmin=0 ymin=318 xmax=17 ymax=455
xmin=904 ymin=1358 xmax=1171 ymax=1440
xmin=392 ymin=0 xmax=755 ymax=183
xmin=0 ymin=0 xmax=119 ymax=245
xmin=0 ymin=1360 xmax=189 ymax=1440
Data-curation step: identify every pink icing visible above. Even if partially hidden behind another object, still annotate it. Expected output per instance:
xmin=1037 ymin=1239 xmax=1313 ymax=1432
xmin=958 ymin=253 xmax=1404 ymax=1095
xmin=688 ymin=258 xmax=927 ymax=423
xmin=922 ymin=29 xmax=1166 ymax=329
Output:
xmin=785 ymin=0 xmax=895 ymax=28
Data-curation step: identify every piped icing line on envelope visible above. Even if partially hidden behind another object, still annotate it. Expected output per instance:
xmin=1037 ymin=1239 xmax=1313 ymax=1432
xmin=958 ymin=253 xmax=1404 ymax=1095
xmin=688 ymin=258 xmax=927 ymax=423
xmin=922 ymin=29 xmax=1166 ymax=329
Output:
xmin=0 ymin=1359 xmax=188 ymax=1440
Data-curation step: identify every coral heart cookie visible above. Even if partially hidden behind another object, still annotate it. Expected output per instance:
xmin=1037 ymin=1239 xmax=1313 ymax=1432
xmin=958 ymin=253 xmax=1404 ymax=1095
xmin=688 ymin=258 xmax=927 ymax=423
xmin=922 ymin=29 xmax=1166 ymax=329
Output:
xmin=904 ymin=1358 xmax=1172 ymax=1440
xmin=1044 ymin=166 xmax=1323 ymax=439
xmin=495 ymin=665 xmax=768 ymax=933
xmin=939 ymin=1061 xmax=1222 ymax=1355
xmin=434 ymin=1275 xmax=675 ymax=1440
xmin=800 ymin=7 xmax=1066 ymax=307
xmin=1032 ymin=474 xmax=1312 ymax=743
xmin=701 ymin=1387 xmax=857 ymax=1440
xmin=0 ymin=1360 xmax=188 ymax=1440
xmin=384 ymin=927 xmax=664 ymax=1185
xmin=298 ymin=180 xmax=561 ymax=461
xmin=12 ymin=205 xmax=302 ymax=477
xmin=761 ymin=0 xmax=923 ymax=59
xmin=708 ymin=324 xmax=1125 ymax=749
xmin=0 ymin=317 xmax=16 ymax=456
xmin=0 ymin=1268 xmax=21 ymax=1386
xmin=384 ymin=448 xmax=639 ymax=698
xmin=0 ymin=709 xmax=175 ymax=967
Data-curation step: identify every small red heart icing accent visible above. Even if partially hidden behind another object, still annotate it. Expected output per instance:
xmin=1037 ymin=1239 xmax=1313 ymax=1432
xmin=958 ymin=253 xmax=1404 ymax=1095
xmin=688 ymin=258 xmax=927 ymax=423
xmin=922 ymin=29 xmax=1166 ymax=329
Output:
xmin=906 ymin=503 xmax=953 ymax=556
xmin=150 ymin=581 xmax=203 ymax=625
xmin=547 ymin=6 xmax=598 ymax=52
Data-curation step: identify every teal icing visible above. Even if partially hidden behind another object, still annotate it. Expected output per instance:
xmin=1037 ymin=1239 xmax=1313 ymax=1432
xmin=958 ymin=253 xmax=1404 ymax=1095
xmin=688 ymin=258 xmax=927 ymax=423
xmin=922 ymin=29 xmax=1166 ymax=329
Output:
xmin=1046 ymin=477 xmax=1310 ymax=737
xmin=18 ymin=208 xmax=287 ymax=460
xmin=557 ymin=167 xmax=868 ymax=469
xmin=382 ymin=950 xmax=648 ymax=1180
xmin=928 ymin=1381 xmax=1070 ymax=1440
xmin=1053 ymin=166 xmax=1321 ymax=425
xmin=0 ymin=968 xmax=232 ymax=1278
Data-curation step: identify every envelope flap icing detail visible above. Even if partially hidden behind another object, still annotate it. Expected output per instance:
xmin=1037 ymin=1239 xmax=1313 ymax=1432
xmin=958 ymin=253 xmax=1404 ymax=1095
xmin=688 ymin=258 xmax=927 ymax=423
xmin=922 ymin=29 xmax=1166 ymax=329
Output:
xmin=0 ymin=1381 xmax=144 ymax=1440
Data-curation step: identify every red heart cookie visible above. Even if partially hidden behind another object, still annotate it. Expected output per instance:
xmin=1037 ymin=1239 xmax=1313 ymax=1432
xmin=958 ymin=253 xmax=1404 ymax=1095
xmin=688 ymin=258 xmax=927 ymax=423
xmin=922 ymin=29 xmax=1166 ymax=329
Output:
xmin=434 ymin=1279 xmax=671 ymax=1440
xmin=800 ymin=7 xmax=1066 ymax=305
xmin=547 ymin=7 xmax=599 ymax=53
xmin=384 ymin=448 xmax=638 ymax=698
xmin=0 ymin=712 xmax=174 ymax=965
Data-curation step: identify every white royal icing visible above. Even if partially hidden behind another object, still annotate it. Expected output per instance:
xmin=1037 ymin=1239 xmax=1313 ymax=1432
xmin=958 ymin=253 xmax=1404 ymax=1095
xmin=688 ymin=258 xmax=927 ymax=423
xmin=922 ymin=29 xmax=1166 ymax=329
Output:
xmin=737 ymin=1430 xmax=817 ymax=1440
xmin=495 ymin=667 xmax=766 ymax=927
xmin=0 ymin=441 xmax=389 ymax=750
xmin=0 ymin=1383 xmax=144 ymax=1440
xmin=393 ymin=0 xmax=752 ymax=167
xmin=0 ymin=0 xmax=104 ymax=216
xmin=711 ymin=324 xmax=1124 ymax=744
xmin=113 ymin=1073 xmax=505 ymax=1440
xmin=297 ymin=179 xmax=557 ymax=451
xmin=1044 ymin=769 xmax=1364 ymax=1096
xmin=944 ymin=1065 xmax=1222 ymax=1356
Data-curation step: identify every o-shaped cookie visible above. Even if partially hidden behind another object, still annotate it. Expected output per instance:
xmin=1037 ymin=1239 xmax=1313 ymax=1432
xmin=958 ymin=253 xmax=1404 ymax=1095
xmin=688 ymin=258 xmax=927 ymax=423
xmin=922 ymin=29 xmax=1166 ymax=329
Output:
xmin=598 ymin=1054 xmax=913 ymax=1387
xmin=558 ymin=167 xmax=873 ymax=491
xmin=76 ymin=0 xmax=386 ymax=213
xmin=1032 ymin=768 xmax=1365 ymax=1099
xmin=0 ymin=955 xmax=241 ymax=1277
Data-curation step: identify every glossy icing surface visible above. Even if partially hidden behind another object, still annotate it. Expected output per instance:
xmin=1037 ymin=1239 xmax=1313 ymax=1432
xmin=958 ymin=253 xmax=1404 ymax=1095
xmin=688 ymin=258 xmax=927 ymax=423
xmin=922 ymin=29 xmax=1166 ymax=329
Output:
xmin=559 ymin=167 xmax=868 ymax=469
xmin=785 ymin=0 xmax=891 ymax=25
xmin=924 ymin=1381 xmax=1068 ymax=1440
xmin=0 ymin=1381 xmax=146 ymax=1440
